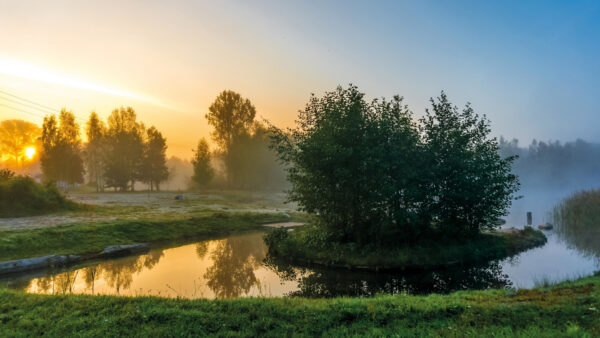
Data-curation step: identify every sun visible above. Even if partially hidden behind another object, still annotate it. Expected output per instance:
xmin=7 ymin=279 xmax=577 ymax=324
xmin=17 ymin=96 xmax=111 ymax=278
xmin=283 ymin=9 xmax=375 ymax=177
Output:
xmin=25 ymin=147 xmax=36 ymax=160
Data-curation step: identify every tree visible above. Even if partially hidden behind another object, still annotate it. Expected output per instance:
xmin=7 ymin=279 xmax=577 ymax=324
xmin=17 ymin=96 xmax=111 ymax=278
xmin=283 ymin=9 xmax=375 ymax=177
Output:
xmin=191 ymin=138 xmax=214 ymax=188
xmin=139 ymin=126 xmax=169 ymax=191
xmin=104 ymin=107 xmax=145 ymax=191
xmin=40 ymin=109 xmax=85 ymax=185
xmin=269 ymin=85 xmax=422 ymax=246
xmin=270 ymin=86 xmax=518 ymax=247
xmin=206 ymin=90 xmax=256 ymax=184
xmin=84 ymin=112 xmax=107 ymax=192
xmin=0 ymin=119 xmax=40 ymax=168
xmin=419 ymin=92 xmax=519 ymax=237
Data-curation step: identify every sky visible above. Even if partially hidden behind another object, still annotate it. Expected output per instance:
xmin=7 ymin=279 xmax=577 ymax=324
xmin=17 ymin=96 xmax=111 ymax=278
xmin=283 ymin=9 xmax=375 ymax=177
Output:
xmin=0 ymin=0 xmax=599 ymax=158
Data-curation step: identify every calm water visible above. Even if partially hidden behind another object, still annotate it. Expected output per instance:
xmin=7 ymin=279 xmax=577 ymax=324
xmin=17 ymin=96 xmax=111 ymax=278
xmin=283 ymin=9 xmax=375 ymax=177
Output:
xmin=3 ymin=190 xmax=599 ymax=298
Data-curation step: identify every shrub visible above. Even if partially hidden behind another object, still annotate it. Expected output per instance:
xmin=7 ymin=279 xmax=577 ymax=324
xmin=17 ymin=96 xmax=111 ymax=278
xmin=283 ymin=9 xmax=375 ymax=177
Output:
xmin=0 ymin=171 xmax=77 ymax=217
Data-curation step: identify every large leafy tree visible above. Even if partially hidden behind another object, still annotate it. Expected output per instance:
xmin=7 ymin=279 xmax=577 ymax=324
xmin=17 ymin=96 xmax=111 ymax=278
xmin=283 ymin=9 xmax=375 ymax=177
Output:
xmin=270 ymin=86 xmax=518 ymax=247
xmin=104 ymin=107 xmax=145 ymax=191
xmin=0 ymin=119 xmax=40 ymax=168
xmin=40 ymin=109 xmax=85 ymax=185
xmin=270 ymin=85 xmax=422 ymax=246
xmin=206 ymin=90 xmax=256 ymax=184
xmin=139 ymin=126 xmax=169 ymax=191
xmin=84 ymin=112 xmax=107 ymax=192
xmin=420 ymin=92 xmax=519 ymax=237
xmin=191 ymin=137 xmax=214 ymax=189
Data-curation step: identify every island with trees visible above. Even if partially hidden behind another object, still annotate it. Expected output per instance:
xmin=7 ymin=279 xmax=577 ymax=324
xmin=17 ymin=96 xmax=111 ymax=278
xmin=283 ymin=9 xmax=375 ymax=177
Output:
xmin=265 ymin=85 xmax=546 ymax=270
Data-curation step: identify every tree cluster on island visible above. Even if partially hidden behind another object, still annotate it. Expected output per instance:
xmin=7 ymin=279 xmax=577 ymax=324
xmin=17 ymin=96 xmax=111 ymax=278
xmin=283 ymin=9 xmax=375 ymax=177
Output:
xmin=268 ymin=85 xmax=520 ymax=249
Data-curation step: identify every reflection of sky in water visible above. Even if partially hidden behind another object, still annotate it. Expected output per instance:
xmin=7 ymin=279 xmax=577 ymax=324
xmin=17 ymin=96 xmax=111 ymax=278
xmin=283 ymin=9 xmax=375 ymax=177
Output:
xmin=500 ymin=233 xmax=598 ymax=289
xmin=501 ymin=188 xmax=600 ymax=288
xmin=10 ymin=188 xmax=600 ymax=298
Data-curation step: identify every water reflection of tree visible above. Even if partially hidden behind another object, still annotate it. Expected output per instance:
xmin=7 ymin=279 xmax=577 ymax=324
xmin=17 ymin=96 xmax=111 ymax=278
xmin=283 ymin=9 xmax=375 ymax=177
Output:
xmin=265 ymin=255 xmax=511 ymax=297
xmin=196 ymin=242 xmax=209 ymax=259
xmin=30 ymin=250 xmax=164 ymax=295
xmin=95 ymin=249 xmax=164 ymax=293
xmin=33 ymin=270 xmax=79 ymax=295
xmin=203 ymin=235 xmax=266 ymax=298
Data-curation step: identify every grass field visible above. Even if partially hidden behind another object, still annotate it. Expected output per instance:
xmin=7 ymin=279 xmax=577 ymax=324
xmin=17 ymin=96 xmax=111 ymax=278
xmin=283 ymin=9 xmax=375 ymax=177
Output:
xmin=0 ymin=273 xmax=598 ymax=336
xmin=0 ymin=191 xmax=304 ymax=261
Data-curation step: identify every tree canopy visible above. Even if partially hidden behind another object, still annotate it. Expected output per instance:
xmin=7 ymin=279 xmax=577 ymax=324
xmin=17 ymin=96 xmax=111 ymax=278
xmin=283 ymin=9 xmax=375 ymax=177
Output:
xmin=40 ymin=109 xmax=84 ymax=185
xmin=191 ymin=138 xmax=214 ymax=188
xmin=0 ymin=119 xmax=40 ymax=168
xmin=104 ymin=107 xmax=145 ymax=191
xmin=84 ymin=112 xmax=107 ymax=191
xmin=206 ymin=90 xmax=256 ymax=152
xmin=139 ymin=126 xmax=169 ymax=191
xmin=205 ymin=90 xmax=285 ymax=189
xmin=270 ymin=85 xmax=518 ymax=247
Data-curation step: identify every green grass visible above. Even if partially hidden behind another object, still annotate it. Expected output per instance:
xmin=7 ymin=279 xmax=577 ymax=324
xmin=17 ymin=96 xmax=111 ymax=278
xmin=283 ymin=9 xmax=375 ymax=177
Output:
xmin=266 ymin=226 xmax=547 ymax=270
xmin=0 ymin=274 xmax=598 ymax=336
xmin=0 ymin=212 xmax=290 ymax=261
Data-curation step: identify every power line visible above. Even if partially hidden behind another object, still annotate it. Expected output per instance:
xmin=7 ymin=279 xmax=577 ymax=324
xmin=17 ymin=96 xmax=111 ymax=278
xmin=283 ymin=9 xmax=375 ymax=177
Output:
xmin=0 ymin=96 xmax=58 ymax=115
xmin=0 ymin=89 xmax=86 ymax=123
xmin=0 ymin=90 xmax=61 ymax=114
xmin=0 ymin=103 xmax=48 ymax=119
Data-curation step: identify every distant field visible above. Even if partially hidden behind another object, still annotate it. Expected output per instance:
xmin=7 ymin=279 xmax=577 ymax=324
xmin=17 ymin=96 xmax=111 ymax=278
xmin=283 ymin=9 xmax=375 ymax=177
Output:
xmin=0 ymin=190 xmax=297 ymax=230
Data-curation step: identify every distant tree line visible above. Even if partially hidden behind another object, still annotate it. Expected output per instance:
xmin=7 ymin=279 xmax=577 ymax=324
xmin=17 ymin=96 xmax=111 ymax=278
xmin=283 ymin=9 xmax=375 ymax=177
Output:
xmin=40 ymin=107 xmax=169 ymax=191
xmin=498 ymin=137 xmax=600 ymax=191
xmin=269 ymin=85 xmax=519 ymax=246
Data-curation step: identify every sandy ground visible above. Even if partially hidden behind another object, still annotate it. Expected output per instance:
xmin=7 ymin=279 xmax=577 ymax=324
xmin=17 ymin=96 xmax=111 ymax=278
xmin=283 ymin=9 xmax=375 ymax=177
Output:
xmin=0 ymin=191 xmax=297 ymax=231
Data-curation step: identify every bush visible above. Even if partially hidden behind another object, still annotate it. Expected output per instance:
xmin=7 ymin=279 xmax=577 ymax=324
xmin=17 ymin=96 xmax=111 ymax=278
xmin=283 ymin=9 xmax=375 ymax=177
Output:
xmin=269 ymin=85 xmax=519 ymax=248
xmin=0 ymin=172 xmax=77 ymax=217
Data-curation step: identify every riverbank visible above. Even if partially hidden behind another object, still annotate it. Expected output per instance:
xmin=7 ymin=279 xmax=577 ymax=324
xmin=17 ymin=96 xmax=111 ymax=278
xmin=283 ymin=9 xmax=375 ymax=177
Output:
xmin=0 ymin=273 xmax=598 ymax=336
xmin=0 ymin=212 xmax=292 ymax=263
xmin=265 ymin=226 xmax=547 ymax=271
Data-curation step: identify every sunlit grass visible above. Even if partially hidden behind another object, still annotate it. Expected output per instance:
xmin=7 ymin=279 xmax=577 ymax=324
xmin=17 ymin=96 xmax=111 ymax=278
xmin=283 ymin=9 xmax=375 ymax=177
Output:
xmin=0 ymin=273 xmax=598 ymax=336
xmin=0 ymin=212 xmax=291 ymax=261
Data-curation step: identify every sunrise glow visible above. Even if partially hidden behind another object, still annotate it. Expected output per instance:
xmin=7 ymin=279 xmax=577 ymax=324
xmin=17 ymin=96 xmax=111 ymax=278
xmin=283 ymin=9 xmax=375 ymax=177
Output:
xmin=0 ymin=57 xmax=169 ymax=109
xmin=24 ymin=147 xmax=36 ymax=160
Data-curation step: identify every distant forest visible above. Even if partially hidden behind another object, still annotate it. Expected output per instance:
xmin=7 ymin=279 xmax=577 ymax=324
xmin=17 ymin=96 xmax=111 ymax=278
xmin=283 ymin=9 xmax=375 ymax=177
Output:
xmin=498 ymin=137 xmax=600 ymax=191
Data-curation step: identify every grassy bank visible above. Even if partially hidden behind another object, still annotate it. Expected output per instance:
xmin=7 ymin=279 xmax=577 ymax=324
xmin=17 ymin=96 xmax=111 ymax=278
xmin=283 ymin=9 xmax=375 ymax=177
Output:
xmin=0 ymin=212 xmax=290 ymax=261
xmin=0 ymin=274 xmax=598 ymax=336
xmin=265 ymin=226 xmax=547 ymax=270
